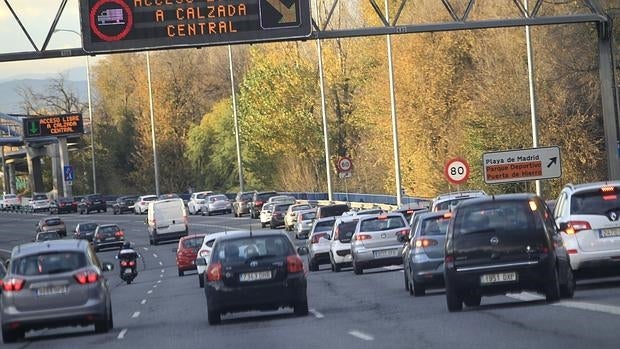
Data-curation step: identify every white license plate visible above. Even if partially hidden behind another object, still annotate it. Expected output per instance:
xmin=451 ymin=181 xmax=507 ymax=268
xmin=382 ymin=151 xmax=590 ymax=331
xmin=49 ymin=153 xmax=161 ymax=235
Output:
xmin=480 ymin=272 xmax=518 ymax=285
xmin=124 ymin=268 xmax=133 ymax=274
xmin=373 ymin=249 xmax=398 ymax=258
xmin=37 ymin=286 xmax=68 ymax=296
xmin=599 ymin=228 xmax=620 ymax=238
xmin=239 ymin=270 xmax=272 ymax=282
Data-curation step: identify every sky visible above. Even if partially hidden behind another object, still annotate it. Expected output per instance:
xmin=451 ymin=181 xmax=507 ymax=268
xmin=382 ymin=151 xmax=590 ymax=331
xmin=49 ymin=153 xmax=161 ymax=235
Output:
xmin=0 ymin=0 xmax=95 ymax=80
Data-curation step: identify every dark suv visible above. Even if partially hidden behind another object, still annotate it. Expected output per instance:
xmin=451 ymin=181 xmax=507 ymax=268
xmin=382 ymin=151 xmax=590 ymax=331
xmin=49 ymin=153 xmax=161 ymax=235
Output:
xmin=78 ymin=195 xmax=107 ymax=214
xmin=113 ymin=196 xmax=137 ymax=215
xmin=444 ymin=194 xmax=574 ymax=312
xmin=250 ymin=191 xmax=278 ymax=219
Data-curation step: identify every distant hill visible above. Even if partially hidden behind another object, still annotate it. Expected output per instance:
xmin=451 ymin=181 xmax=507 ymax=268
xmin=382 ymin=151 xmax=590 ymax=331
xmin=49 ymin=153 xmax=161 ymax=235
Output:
xmin=0 ymin=78 xmax=87 ymax=114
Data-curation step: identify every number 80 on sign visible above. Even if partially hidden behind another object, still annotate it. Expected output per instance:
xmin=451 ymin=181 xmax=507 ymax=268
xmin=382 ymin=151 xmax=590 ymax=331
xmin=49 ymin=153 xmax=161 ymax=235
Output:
xmin=444 ymin=158 xmax=470 ymax=185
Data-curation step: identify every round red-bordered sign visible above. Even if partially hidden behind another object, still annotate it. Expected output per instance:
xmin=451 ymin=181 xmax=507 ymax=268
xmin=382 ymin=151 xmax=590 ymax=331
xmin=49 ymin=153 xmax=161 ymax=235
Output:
xmin=337 ymin=157 xmax=353 ymax=173
xmin=444 ymin=157 xmax=470 ymax=185
xmin=90 ymin=0 xmax=133 ymax=42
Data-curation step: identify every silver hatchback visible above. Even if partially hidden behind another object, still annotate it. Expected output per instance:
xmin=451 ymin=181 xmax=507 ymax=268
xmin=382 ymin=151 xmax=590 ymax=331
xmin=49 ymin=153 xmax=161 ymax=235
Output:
xmin=351 ymin=213 xmax=410 ymax=274
xmin=1 ymin=240 xmax=114 ymax=343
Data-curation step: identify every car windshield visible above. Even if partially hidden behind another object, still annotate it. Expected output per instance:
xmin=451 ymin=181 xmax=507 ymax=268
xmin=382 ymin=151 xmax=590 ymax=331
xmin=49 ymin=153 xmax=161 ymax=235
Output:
xmin=210 ymin=195 xmax=227 ymax=202
xmin=571 ymin=189 xmax=620 ymax=216
xmin=33 ymin=194 xmax=47 ymax=200
xmin=314 ymin=220 xmax=335 ymax=232
xmin=455 ymin=201 xmax=540 ymax=235
xmin=240 ymin=193 xmax=253 ymax=200
xmin=435 ymin=197 xmax=471 ymax=211
xmin=274 ymin=204 xmax=291 ymax=212
xmin=360 ymin=216 xmax=406 ymax=231
xmin=12 ymin=252 xmax=87 ymax=276
xmin=183 ymin=236 xmax=204 ymax=249
xmin=80 ymin=223 xmax=98 ymax=231
xmin=338 ymin=221 xmax=358 ymax=242
xmin=301 ymin=212 xmax=316 ymax=221
xmin=144 ymin=196 xmax=157 ymax=201
xmin=45 ymin=219 xmax=62 ymax=226
xmin=212 ymin=236 xmax=293 ymax=263
xmin=420 ymin=216 xmax=451 ymax=236
xmin=37 ymin=232 xmax=61 ymax=241
xmin=100 ymin=226 xmax=120 ymax=234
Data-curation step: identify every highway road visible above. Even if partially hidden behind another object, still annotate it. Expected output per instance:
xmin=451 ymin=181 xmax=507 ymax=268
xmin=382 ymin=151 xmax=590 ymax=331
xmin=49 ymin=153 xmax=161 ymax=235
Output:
xmin=1 ymin=210 xmax=620 ymax=348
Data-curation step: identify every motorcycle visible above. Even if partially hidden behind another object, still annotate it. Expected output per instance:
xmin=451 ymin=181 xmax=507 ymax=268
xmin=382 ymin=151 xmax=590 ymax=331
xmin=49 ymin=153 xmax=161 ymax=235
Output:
xmin=119 ymin=258 xmax=137 ymax=284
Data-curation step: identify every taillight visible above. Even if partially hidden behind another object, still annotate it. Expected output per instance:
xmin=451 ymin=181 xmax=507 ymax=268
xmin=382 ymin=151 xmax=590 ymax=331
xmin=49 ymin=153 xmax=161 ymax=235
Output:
xmin=115 ymin=231 xmax=124 ymax=237
xmin=206 ymin=262 xmax=222 ymax=281
xmin=2 ymin=278 xmax=25 ymax=292
xmin=184 ymin=215 xmax=188 ymax=225
xmin=121 ymin=260 xmax=128 ymax=267
xmin=74 ymin=271 xmax=99 ymax=284
xmin=354 ymin=234 xmax=372 ymax=241
xmin=311 ymin=233 xmax=328 ymax=244
xmin=199 ymin=250 xmax=210 ymax=258
xmin=444 ymin=254 xmax=455 ymax=269
xmin=287 ymin=255 xmax=304 ymax=273
xmin=415 ymin=238 xmax=438 ymax=248
xmin=333 ymin=227 xmax=340 ymax=240
xmin=129 ymin=260 xmax=136 ymax=267
xmin=567 ymin=249 xmax=578 ymax=254
xmin=395 ymin=229 xmax=409 ymax=237
xmin=565 ymin=221 xmax=592 ymax=235
xmin=255 ymin=200 xmax=263 ymax=206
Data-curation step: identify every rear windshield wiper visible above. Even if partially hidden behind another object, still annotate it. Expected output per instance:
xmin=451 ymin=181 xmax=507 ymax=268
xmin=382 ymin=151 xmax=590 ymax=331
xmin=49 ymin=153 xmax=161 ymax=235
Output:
xmin=246 ymin=254 xmax=278 ymax=263
xmin=459 ymin=228 xmax=495 ymax=235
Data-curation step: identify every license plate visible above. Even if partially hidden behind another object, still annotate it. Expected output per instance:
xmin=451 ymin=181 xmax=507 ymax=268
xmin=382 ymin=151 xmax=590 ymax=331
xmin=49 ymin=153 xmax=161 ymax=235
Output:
xmin=373 ymin=249 xmax=398 ymax=258
xmin=239 ymin=270 xmax=272 ymax=282
xmin=37 ymin=285 xmax=68 ymax=296
xmin=124 ymin=268 xmax=133 ymax=274
xmin=105 ymin=237 xmax=116 ymax=241
xmin=599 ymin=228 xmax=620 ymax=238
xmin=480 ymin=272 xmax=518 ymax=285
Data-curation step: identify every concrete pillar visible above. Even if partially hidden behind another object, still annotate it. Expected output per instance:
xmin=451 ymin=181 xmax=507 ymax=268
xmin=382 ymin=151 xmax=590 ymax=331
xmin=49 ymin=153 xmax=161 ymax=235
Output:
xmin=8 ymin=163 xmax=16 ymax=194
xmin=58 ymin=138 xmax=72 ymax=198
xmin=1 ymin=146 xmax=8 ymax=194
xmin=26 ymin=147 xmax=44 ymax=194
xmin=50 ymin=142 xmax=62 ymax=199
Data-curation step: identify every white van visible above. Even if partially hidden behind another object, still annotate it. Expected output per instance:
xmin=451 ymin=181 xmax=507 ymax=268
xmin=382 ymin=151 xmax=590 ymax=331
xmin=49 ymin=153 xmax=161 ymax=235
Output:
xmin=147 ymin=198 xmax=188 ymax=245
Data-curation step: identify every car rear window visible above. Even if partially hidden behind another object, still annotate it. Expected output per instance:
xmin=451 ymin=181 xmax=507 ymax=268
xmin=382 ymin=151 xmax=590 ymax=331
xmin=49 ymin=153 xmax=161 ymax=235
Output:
xmin=257 ymin=193 xmax=276 ymax=201
xmin=213 ymin=236 xmax=293 ymax=263
xmin=144 ymin=196 xmax=157 ymax=201
xmin=12 ymin=252 xmax=87 ymax=276
xmin=45 ymin=218 xmax=62 ymax=226
xmin=4 ymin=194 xmax=16 ymax=199
xmin=314 ymin=220 xmax=335 ymax=232
xmin=337 ymin=221 xmax=358 ymax=242
xmin=455 ymin=201 xmax=542 ymax=235
xmin=240 ymin=193 xmax=253 ymax=200
xmin=434 ymin=197 xmax=471 ymax=211
xmin=33 ymin=194 xmax=47 ymax=200
xmin=100 ymin=226 xmax=120 ymax=234
xmin=420 ymin=216 xmax=450 ymax=236
xmin=81 ymin=223 xmax=98 ymax=231
xmin=183 ymin=236 xmax=204 ymax=249
xmin=210 ymin=195 xmax=228 ymax=202
xmin=274 ymin=204 xmax=291 ymax=212
xmin=571 ymin=189 xmax=620 ymax=215
xmin=360 ymin=216 xmax=406 ymax=231
xmin=37 ymin=232 xmax=61 ymax=241
xmin=301 ymin=212 xmax=316 ymax=220
xmin=292 ymin=204 xmax=311 ymax=211
xmin=318 ymin=205 xmax=349 ymax=218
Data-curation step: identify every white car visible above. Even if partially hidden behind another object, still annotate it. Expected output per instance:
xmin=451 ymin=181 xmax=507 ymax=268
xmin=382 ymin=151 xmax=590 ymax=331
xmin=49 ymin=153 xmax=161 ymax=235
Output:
xmin=554 ymin=181 xmax=620 ymax=273
xmin=294 ymin=209 xmax=317 ymax=239
xmin=329 ymin=216 xmax=359 ymax=272
xmin=308 ymin=217 xmax=336 ymax=271
xmin=195 ymin=232 xmax=228 ymax=288
xmin=29 ymin=193 xmax=50 ymax=213
xmin=147 ymin=198 xmax=188 ymax=245
xmin=430 ymin=190 xmax=486 ymax=212
xmin=0 ymin=194 xmax=20 ymax=210
xmin=284 ymin=203 xmax=313 ymax=231
xmin=134 ymin=195 xmax=157 ymax=214
xmin=260 ymin=203 xmax=275 ymax=228
xmin=187 ymin=191 xmax=213 ymax=215
xmin=202 ymin=194 xmax=232 ymax=216
xmin=267 ymin=195 xmax=296 ymax=205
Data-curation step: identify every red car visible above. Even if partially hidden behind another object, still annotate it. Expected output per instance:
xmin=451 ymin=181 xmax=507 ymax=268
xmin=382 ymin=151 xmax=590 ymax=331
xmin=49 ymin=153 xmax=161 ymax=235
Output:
xmin=176 ymin=234 xmax=206 ymax=276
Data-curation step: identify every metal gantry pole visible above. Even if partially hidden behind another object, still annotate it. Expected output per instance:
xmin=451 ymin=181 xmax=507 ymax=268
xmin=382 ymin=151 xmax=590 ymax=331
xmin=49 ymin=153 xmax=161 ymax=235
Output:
xmin=524 ymin=0 xmax=542 ymax=196
xmin=385 ymin=0 xmax=403 ymax=206
xmin=146 ymin=51 xmax=161 ymax=197
xmin=85 ymin=55 xmax=97 ymax=194
xmin=315 ymin=0 xmax=333 ymax=201
xmin=228 ymin=45 xmax=245 ymax=192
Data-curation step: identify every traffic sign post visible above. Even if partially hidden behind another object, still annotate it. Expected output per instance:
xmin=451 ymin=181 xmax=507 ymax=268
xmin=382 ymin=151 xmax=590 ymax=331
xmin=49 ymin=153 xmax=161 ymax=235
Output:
xmin=79 ymin=0 xmax=312 ymax=53
xmin=482 ymin=146 xmax=561 ymax=184
xmin=336 ymin=156 xmax=353 ymax=173
xmin=64 ymin=165 xmax=75 ymax=182
xmin=444 ymin=158 xmax=470 ymax=185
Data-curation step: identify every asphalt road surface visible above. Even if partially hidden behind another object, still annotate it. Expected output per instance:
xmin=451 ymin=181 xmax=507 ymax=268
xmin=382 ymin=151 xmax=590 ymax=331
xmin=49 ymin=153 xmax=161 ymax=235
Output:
xmin=1 ymin=210 xmax=620 ymax=348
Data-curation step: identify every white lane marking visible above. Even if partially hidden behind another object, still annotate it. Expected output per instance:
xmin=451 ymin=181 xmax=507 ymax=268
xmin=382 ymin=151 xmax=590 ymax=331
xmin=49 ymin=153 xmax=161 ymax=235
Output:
xmin=131 ymin=311 xmax=140 ymax=318
xmin=153 ymin=285 xmax=157 ymax=288
xmin=142 ymin=247 xmax=149 ymax=251
xmin=507 ymin=292 xmax=620 ymax=316
xmin=141 ymin=299 xmax=147 ymax=305
xmin=153 ymin=253 xmax=158 ymax=258
xmin=349 ymin=330 xmax=374 ymax=341
xmin=161 ymin=269 xmax=165 ymax=273
xmin=158 ymin=261 xmax=163 ymax=266
xmin=159 ymin=274 xmax=164 ymax=278
xmin=157 ymin=280 xmax=162 ymax=284
xmin=117 ymin=328 xmax=128 ymax=339
xmin=506 ymin=292 xmax=544 ymax=302
xmin=309 ymin=309 xmax=324 ymax=319
xmin=382 ymin=265 xmax=402 ymax=271
xmin=147 ymin=290 xmax=153 ymax=294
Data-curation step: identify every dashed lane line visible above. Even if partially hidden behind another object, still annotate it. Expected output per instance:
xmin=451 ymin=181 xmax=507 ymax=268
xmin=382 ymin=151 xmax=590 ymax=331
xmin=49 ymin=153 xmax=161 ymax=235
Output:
xmin=141 ymin=299 xmax=147 ymax=305
xmin=349 ymin=330 xmax=374 ymax=341
xmin=153 ymin=253 xmax=158 ymax=258
xmin=507 ymin=292 xmax=620 ymax=316
xmin=157 ymin=280 xmax=162 ymax=284
xmin=117 ymin=328 xmax=128 ymax=340
xmin=309 ymin=309 xmax=324 ymax=319
xmin=142 ymin=247 xmax=149 ymax=251
xmin=159 ymin=261 xmax=163 ymax=266
xmin=161 ymin=269 xmax=165 ymax=273
xmin=131 ymin=311 xmax=140 ymax=319
xmin=147 ymin=290 xmax=153 ymax=294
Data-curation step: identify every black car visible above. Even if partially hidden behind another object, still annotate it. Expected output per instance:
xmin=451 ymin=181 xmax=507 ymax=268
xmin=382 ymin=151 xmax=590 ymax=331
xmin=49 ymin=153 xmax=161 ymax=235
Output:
xmin=444 ymin=194 xmax=575 ymax=312
xmin=113 ymin=196 xmax=137 ymax=215
xmin=49 ymin=197 xmax=77 ymax=214
xmin=79 ymin=195 xmax=107 ymax=214
xmin=202 ymin=231 xmax=308 ymax=325
xmin=73 ymin=222 xmax=99 ymax=242
xmin=249 ymin=191 xmax=278 ymax=219
xmin=93 ymin=224 xmax=125 ymax=252
xmin=270 ymin=203 xmax=293 ymax=229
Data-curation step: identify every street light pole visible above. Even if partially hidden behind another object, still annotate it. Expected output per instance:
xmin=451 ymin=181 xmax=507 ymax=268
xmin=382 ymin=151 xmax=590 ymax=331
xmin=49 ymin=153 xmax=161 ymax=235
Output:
xmin=146 ymin=51 xmax=161 ymax=197
xmin=228 ymin=45 xmax=245 ymax=192
xmin=524 ymin=0 xmax=542 ymax=196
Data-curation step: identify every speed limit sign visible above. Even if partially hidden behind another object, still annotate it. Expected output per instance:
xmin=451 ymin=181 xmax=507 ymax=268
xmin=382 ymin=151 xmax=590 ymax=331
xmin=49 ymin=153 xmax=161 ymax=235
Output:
xmin=337 ymin=157 xmax=353 ymax=173
xmin=444 ymin=158 xmax=470 ymax=185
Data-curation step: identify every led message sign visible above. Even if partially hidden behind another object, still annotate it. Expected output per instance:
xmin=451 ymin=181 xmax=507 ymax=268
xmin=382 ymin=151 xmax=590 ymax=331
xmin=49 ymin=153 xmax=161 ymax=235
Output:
xmin=22 ymin=114 xmax=85 ymax=139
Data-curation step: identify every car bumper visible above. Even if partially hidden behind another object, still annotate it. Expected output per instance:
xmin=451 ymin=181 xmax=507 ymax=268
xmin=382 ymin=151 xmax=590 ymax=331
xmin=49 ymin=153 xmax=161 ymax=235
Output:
xmin=270 ymin=217 xmax=285 ymax=226
xmin=206 ymin=275 xmax=306 ymax=314
xmin=94 ymin=240 xmax=124 ymax=249
xmin=332 ymin=248 xmax=353 ymax=264
xmin=353 ymin=245 xmax=404 ymax=266
xmin=567 ymin=249 xmax=620 ymax=271
xmin=411 ymin=255 xmax=445 ymax=285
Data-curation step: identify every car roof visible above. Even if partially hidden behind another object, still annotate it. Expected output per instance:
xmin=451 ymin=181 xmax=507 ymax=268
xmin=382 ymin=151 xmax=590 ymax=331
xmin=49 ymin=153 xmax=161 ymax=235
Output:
xmin=42 ymin=216 xmax=62 ymax=222
xmin=203 ymin=231 xmax=242 ymax=243
xmin=180 ymin=233 xmax=206 ymax=241
xmin=433 ymin=190 xmax=486 ymax=202
xmin=12 ymin=239 xmax=89 ymax=258
xmin=97 ymin=224 xmax=119 ymax=228
xmin=214 ymin=230 xmax=287 ymax=242
xmin=564 ymin=181 xmax=620 ymax=192
xmin=417 ymin=210 xmax=450 ymax=220
xmin=456 ymin=193 xmax=538 ymax=209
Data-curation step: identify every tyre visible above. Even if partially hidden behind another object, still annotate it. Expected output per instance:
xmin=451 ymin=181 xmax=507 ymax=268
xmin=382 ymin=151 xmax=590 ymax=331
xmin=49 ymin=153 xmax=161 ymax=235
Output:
xmin=546 ymin=267 xmax=561 ymax=302
xmin=412 ymin=280 xmax=426 ymax=297
xmin=199 ymin=273 xmax=205 ymax=288
xmin=404 ymin=270 xmax=410 ymax=291
xmin=334 ymin=262 xmax=341 ymax=273
xmin=293 ymin=297 xmax=309 ymax=316
xmin=178 ymin=269 xmax=184 ymax=277
xmin=353 ymin=259 xmax=363 ymax=275
xmin=560 ymin=267 xmax=575 ymax=299
xmin=309 ymin=259 xmax=318 ymax=272
xmin=270 ymin=222 xmax=275 ymax=229
xmin=126 ymin=279 xmax=132 ymax=285
xmin=463 ymin=294 xmax=482 ymax=307
xmin=113 ymin=209 xmax=117 ymax=215
xmin=207 ymin=309 xmax=221 ymax=325
xmin=94 ymin=308 xmax=111 ymax=333
xmin=2 ymin=326 xmax=24 ymax=343
xmin=261 ymin=222 xmax=266 ymax=228
xmin=446 ymin=284 xmax=463 ymax=312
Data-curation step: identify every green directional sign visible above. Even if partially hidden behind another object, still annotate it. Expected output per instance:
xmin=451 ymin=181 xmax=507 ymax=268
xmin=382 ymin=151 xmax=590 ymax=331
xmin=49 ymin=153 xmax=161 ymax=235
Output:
xmin=25 ymin=119 xmax=41 ymax=137
xmin=22 ymin=114 xmax=84 ymax=139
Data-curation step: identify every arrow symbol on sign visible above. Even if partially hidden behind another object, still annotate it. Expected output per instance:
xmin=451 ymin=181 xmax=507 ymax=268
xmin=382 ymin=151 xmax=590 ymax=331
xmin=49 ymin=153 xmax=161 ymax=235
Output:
xmin=28 ymin=121 xmax=39 ymax=135
xmin=266 ymin=0 xmax=297 ymax=23
xmin=547 ymin=157 xmax=557 ymax=168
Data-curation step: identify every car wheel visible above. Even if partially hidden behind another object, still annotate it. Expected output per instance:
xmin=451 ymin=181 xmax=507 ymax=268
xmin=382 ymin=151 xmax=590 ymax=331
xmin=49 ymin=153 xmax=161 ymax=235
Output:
xmin=199 ymin=273 xmax=205 ymax=288
xmin=309 ymin=259 xmax=318 ymax=272
xmin=94 ymin=308 xmax=111 ymax=333
xmin=445 ymin=284 xmax=463 ymax=312
xmin=207 ymin=308 xmax=221 ymax=325
xmin=560 ymin=267 xmax=575 ymax=299
xmin=270 ymin=223 xmax=275 ymax=229
xmin=353 ymin=259 xmax=363 ymax=275
xmin=546 ymin=267 xmax=561 ymax=302
xmin=404 ymin=270 xmax=410 ymax=291
xmin=261 ymin=222 xmax=266 ymax=228
xmin=80 ymin=209 xmax=84 ymax=215
xmin=126 ymin=279 xmax=132 ymax=285
xmin=463 ymin=294 xmax=482 ymax=307
xmin=334 ymin=262 xmax=341 ymax=273
xmin=2 ymin=326 xmax=24 ymax=343
xmin=178 ymin=269 xmax=184 ymax=277
xmin=293 ymin=297 xmax=309 ymax=316
xmin=412 ymin=279 xmax=426 ymax=297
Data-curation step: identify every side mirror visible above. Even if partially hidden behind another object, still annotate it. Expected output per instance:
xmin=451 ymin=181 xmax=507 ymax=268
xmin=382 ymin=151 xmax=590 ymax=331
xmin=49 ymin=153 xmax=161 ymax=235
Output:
xmin=297 ymin=247 xmax=309 ymax=256
xmin=558 ymin=222 xmax=568 ymax=232
xmin=196 ymin=257 xmax=207 ymax=266
xmin=102 ymin=262 xmax=114 ymax=272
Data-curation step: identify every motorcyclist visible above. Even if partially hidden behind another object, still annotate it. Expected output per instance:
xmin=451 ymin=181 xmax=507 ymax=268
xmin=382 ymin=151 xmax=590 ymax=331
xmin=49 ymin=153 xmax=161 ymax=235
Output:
xmin=116 ymin=241 xmax=140 ymax=277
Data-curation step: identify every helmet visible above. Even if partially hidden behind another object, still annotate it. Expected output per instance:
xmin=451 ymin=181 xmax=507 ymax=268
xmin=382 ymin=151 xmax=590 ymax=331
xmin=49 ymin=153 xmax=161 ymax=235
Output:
xmin=122 ymin=241 xmax=131 ymax=249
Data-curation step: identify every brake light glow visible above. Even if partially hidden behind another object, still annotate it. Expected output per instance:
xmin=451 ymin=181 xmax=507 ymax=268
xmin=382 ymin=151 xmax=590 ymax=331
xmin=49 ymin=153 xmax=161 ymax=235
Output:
xmin=601 ymin=186 xmax=617 ymax=200
xmin=443 ymin=212 xmax=452 ymax=219
xmin=395 ymin=229 xmax=409 ymax=237
xmin=415 ymin=239 xmax=438 ymax=248
xmin=199 ymin=250 xmax=211 ymax=258
xmin=129 ymin=260 xmax=136 ymax=267
xmin=206 ymin=262 xmax=222 ymax=281
xmin=601 ymin=186 xmax=615 ymax=192
xmin=378 ymin=214 xmax=388 ymax=220
xmin=565 ymin=221 xmax=591 ymax=235
xmin=287 ymin=255 xmax=304 ymax=273
xmin=121 ymin=260 xmax=128 ymax=267
xmin=567 ymin=249 xmax=578 ymax=254
xmin=354 ymin=234 xmax=372 ymax=241
xmin=528 ymin=200 xmax=538 ymax=212
xmin=115 ymin=231 xmax=124 ymax=237
xmin=311 ymin=233 xmax=328 ymax=244
xmin=74 ymin=271 xmax=99 ymax=284
xmin=2 ymin=278 xmax=25 ymax=292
